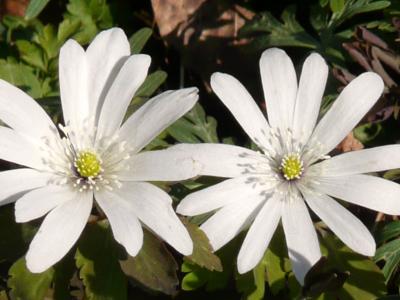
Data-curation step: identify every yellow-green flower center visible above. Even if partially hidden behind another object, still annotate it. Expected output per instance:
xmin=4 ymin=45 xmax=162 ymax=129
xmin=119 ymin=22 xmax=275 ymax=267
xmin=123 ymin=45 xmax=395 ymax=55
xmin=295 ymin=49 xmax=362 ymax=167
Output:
xmin=75 ymin=151 xmax=101 ymax=178
xmin=280 ymin=153 xmax=303 ymax=180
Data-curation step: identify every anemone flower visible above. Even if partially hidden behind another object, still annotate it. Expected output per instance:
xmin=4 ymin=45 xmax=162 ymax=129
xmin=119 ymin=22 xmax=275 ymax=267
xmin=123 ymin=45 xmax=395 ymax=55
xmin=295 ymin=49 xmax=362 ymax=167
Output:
xmin=0 ymin=28 xmax=198 ymax=273
xmin=176 ymin=48 xmax=400 ymax=284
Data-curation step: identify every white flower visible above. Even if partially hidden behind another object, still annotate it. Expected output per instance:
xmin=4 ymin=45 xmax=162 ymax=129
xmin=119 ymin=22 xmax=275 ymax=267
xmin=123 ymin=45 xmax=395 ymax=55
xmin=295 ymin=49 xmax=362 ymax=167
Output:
xmin=175 ymin=48 xmax=400 ymax=284
xmin=0 ymin=28 xmax=198 ymax=273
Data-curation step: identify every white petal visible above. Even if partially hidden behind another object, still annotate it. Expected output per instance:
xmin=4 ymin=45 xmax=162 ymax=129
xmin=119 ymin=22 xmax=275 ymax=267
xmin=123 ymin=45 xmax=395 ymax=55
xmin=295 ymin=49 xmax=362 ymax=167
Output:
xmin=177 ymin=176 xmax=276 ymax=216
xmin=59 ymin=39 xmax=89 ymax=130
xmin=118 ymin=148 xmax=201 ymax=182
xmin=260 ymin=48 xmax=298 ymax=131
xmin=86 ymin=28 xmax=130 ymax=121
xmin=237 ymin=195 xmax=282 ymax=274
xmin=115 ymin=182 xmax=193 ymax=256
xmin=167 ymin=143 xmax=269 ymax=178
xmin=96 ymin=54 xmax=151 ymax=139
xmin=119 ymin=88 xmax=198 ymax=153
xmin=95 ymin=190 xmax=143 ymax=256
xmin=26 ymin=191 xmax=92 ymax=273
xmin=0 ymin=169 xmax=51 ymax=204
xmin=0 ymin=80 xmax=56 ymax=139
xmin=282 ymin=198 xmax=321 ymax=285
xmin=200 ymin=195 xmax=266 ymax=251
xmin=303 ymin=191 xmax=375 ymax=256
xmin=292 ymin=53 xmax=328 ymax=143
xmin=311 ymin=72 xmax=384 ymax=155
xmin=0 ymin=127 xmax=44 ymax=169
xmin=210 ymin=72 xmax=270 ymax=150
xmin=315 ymin=174 xmax=400 ymax=215
xmin=311 ymin=145 xmax=400 ymax=177
xmin=15 ymin=185 xmax=72 ymax=223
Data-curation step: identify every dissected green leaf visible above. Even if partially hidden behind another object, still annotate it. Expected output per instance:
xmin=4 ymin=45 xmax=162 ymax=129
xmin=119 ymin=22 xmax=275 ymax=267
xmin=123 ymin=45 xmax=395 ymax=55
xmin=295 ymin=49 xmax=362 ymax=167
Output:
xmin=57 ymin=18 xmax=81 ymax=44
xmin=240 ymin=6 xmax=319 ymax=49
xmin=76 ymin=221 xmax=127 ymax=300
xmin=15 ymin=40 xmax=47 ymax=71
xmin=168 ymin=103 xmax=219 ymax=143
xmin=65 ymin=0 xmax=112 ymax=44
xmin=119 ymin=229 xmax=179 ymax=296
xmin=129 ymin=27 xmax=153 ymax=54
xmin=183 ymin=220 xmax=222 ymax=272
xmin=8 ymin=257 xmax=54 ymax=300
xmin=0 ymin=59 xmax=43 ymax=98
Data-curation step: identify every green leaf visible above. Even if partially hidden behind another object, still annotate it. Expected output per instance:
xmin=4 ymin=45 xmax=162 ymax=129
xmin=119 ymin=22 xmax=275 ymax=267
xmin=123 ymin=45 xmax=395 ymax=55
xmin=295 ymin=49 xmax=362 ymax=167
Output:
xmin=375 ymin=239 xmax=400 ymax=283
xmin=15 ymin=40 xmax=47 ymax=71
xmin=135 ymin=70 xmax=167 ymax=99
xmin=126 ymin=71 xmax=167 ymax=118
xmin=25 ymin=0 xmax=50 ymax=20
xmin=0 ymin=59 xmax=43 ymax=98
xmin=183 ymin=220 xmax=223 ymax=272
xmin=65 ymin=0 xmax=112 ymax=44
xmin=236 ymin=258 xmax=266 ymax=300
xmin=320 ymin=233 xmax=386 ymax=299
xmin=76 ymin=221 xmax=127 ymax=300
xmin=265 ymin=226 xmax=289 ymax=295
xmin=129 ymin=27 xmax=153 ymax=54
xmin=35 ymin=24 xmax=59 ymax=60
xmin=57 ymin=18 xmax=81 ymax=44
xmin=329 ymin=0 xmax=391 ymax=28
xmin=8 ymin=257 xmax=54 ymax=300
xmin=240 ymin=6 xmax=319 ymax=49
xmin=330 ymin=0 xmax=345 ymax=13
xmin=375 ymin=221 xmax=400 ymax=244
xmin=119 ymin=229 xmax=179 ymax=296
xmin=168 ymin=103 xmax=219 ymax=143
xmin=181 ymin=235 xmax=241 ymax=292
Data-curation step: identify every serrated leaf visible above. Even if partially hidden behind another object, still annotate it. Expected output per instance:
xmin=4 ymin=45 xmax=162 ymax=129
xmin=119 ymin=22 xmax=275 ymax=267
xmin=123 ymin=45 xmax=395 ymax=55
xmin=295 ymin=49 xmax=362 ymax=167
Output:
xmin=25 ymin=0 xmax=50 ymax=20
xmin=57 ymin=18 xmax=81 ymax=43
xmin=0 ymin=59 xmax=43 ymax=98
xmin=8 ymin=257 xmax=54 ymax=300
xmin=129 ymin=27 xmax=152 ymax=54
xmin=240 ymin=6 xmax=319 ymax=49
xmin=183 ymin=220 xmax=222 ymax=272
xmin=35 ymin=24 xmax=59 ymax=60
xmin=15 ymin=40 xmax=47 ymax=71
xmin=168 ymin=103 xmax=219 ymax=143
xmin=76 ymin=221 xmax=127 ymax=300
xmin=65 ymin=0 xmax=112 ymax=44
xmin=119 ymin=229 xmax=179 ymax=296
